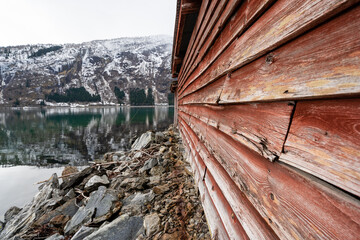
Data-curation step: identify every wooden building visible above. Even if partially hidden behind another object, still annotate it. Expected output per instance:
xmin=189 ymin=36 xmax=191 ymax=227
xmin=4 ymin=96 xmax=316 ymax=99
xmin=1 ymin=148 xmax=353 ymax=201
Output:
xmin=171 ymin=0 xmax=360 ymax=239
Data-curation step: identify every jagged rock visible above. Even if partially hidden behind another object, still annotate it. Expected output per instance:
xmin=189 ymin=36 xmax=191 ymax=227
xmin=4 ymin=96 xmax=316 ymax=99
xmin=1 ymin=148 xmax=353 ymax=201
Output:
xmin=45 ymin=233 xmax=65 ymax=240
xmin=148 ymin=176 xmax=161 ymax=187
xmin=4 ymin=206 xmax=21 ymax=223
xmin=64 ymin=186 xmax=120 ymax=235
xmin=64 ymin=189 xmax=76 ymax=201
xmin=70 ymin=226 xmax=97 ymax=240
xmin=49 ymin=214 xmax=70 ymax=227
xmin=155 ymin=132 xmax=165 ymax=143
xmin=144 ymin=213 xmax=160 ymax=236
xmin=84 ymin=175 xmax=110 ymax=191
xmin=161 ymin=231 xmax=181 ymax=240
xmin=131 ymin=131 xmax=154 ymax=150
xmin=35 ymin=198 xmax=78 ymax=226
xmin=63 ymin=206 xmax=94 ymax=235
xmin=123 ymin=191 xmax=155 ymax=206
xmin=60 ymin=167 xmax=93 ymax=190
xmin=123 ymin=177 xmax=149 ymax=191
xmin=133 ymin=151 xmax=143 ymax=159
xmin=122 ymin=191 xmax=155 ymax=215
xmin=62 ymin=166 xmax=79 ymax=183
xmin=84 ymin=214 xmax=143 ymax=240
xmin=0 ymin=174 xmax=60 ymax=239
xmin=153 ymin=184 xmax=170 ymax=195
xmin=150 ymin=166 xmax=165 ymax=176
xmin=140 ymin=158 xmax=158 ymax=173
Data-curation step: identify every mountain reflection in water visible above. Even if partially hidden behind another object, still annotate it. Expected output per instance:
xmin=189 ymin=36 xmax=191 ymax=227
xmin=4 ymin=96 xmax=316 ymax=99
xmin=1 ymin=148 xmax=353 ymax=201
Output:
xmin=0 ymin=106 xmax=174 ymax=166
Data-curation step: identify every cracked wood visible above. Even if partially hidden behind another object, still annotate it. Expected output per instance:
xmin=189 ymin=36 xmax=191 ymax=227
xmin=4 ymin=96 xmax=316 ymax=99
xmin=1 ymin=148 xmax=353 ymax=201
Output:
xmin=280 ymin=98 xmax=360 ymax=197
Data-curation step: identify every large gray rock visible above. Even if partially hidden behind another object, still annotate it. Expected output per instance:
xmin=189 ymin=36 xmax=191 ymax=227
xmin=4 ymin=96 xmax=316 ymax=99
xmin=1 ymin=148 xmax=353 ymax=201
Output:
xmin=123 ymin=191 xmax=155 ymax=206
xmin=60 ymin=167 xmax=93 ymax=190
xmin=144 ymin=213 xmax=160 ymax=236
xmin=121 ymin=191 xmax=155 ymax=215
xmin=84 ymin=214 xmax=143 ymax=240
xmin=0 ymin=174 xmax=60 ymax=239
xmin=4 ymin=206 xmax=22 ymax=223
xmin=35 ymin=198 xmax=78 ymax=226
xmin=84 ymin=175 xmax=110 ymax=191
xmin=70 ymin=226 xmax=97 ymax=240
xmin=131 ymin=131 xmax=154 ymax=150
xmin=140 ymin=158 xmax=158 ymax=173
xmin=45 ymin=233 xmax=64 ymax=240
xmin=64 ymin=186 xmax=120 ymax=235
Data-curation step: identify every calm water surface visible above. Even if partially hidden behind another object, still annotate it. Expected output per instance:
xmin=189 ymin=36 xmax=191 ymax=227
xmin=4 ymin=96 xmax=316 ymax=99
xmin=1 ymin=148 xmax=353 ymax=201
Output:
xmin=0 ymin=106 xmax=174 ymax=220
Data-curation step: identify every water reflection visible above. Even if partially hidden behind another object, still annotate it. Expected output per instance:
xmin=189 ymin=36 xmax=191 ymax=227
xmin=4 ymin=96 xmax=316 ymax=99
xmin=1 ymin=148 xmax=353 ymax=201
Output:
xmin=0 ymin=106 xmax=174 ymax=166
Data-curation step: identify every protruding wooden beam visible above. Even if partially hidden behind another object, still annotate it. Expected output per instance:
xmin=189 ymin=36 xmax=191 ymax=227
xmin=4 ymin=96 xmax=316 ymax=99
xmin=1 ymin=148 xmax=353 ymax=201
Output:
xmin=181 ymin=0 xmax=202 ymax=14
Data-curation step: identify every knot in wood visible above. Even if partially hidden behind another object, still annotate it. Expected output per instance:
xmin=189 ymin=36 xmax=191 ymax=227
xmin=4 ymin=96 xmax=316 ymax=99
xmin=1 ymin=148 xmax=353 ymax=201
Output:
xmin=265 ymin=53 xmax=275 ymax=64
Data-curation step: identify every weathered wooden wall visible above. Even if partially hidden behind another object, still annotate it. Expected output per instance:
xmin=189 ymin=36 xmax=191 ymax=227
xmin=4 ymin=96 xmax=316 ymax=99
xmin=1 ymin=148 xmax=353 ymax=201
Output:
xmin=172 ymin=0 xmax=360 ymax=239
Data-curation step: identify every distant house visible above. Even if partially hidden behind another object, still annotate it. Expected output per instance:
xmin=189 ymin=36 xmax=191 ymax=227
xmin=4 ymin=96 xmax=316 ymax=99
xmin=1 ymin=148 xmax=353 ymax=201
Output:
xmin=171 ymin=0 xmax=360 ymax=239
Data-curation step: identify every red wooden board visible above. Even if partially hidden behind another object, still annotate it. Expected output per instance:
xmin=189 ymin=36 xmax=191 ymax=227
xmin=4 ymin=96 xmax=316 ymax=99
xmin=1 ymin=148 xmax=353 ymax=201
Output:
xmin=179 ymin=111 xmax=360 ymax=239
xmin=179 ymin=0 xmax=357 ymax=99
xmin=180 ymin=116 xmax=280 ymax=239
xmin=280 ymin=98 xmax=360 ymax=197
xmin=179 ymin=102 xmax=294 ymax=162
xmin=179 ymin=0 xmax=240 ymax=85
xmin=178 ymin=0 xmax=274 ymax=92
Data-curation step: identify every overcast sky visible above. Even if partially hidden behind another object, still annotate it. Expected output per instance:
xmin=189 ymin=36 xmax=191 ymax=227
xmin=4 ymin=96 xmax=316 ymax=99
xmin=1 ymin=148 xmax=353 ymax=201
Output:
xmin=0 ymin=0 xmax=177 ymax=46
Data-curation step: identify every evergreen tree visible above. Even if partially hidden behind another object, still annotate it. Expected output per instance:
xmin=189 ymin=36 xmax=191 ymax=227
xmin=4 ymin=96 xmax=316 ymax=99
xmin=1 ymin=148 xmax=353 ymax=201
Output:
xmin=130 ymin=88 xmax=146 ymax=106
xmin=114 ymin=87 xmax=125 ymax=104
xmin=168 ymin=93 xmax=174 ymax=105
xmin=46 ymin=87 xmax=100 ymax=103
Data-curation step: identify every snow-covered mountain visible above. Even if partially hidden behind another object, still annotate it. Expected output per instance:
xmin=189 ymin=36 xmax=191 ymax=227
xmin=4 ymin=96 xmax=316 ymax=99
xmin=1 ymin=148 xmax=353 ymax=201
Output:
xmin=0 ymin=35 xmax=172 ymax=106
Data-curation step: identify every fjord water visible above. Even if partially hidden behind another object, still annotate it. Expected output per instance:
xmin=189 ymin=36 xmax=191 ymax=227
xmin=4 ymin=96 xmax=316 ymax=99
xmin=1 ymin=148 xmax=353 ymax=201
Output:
xmin=0 ymin=106 xmax=174 ymax=220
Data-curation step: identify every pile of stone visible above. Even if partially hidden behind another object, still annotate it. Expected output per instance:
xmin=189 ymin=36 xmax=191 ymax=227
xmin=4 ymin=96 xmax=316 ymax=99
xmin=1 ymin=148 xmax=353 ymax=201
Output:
xmin=0 ymin=126 xmax=210 ymax=240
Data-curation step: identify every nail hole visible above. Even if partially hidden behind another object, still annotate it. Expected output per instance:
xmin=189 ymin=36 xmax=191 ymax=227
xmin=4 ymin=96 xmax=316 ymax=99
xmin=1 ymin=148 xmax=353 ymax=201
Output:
xmin=270 ymin=193 xmax=274 ymax=200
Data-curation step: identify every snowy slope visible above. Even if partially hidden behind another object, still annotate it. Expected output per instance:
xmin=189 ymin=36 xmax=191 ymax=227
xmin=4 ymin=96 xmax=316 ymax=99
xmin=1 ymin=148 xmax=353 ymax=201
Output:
xmin=0 ymin=35 xmax=172 ymax=106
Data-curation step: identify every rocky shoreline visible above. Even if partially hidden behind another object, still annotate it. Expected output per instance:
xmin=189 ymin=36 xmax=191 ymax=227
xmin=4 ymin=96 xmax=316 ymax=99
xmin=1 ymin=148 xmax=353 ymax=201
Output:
xmin=0 ymin=126 xmax=210 ymax=240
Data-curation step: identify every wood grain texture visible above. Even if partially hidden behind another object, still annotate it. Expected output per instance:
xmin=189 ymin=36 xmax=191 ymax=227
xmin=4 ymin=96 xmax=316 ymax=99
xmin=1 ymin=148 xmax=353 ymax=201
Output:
xmin=178 ymin=0 xmax=273 ymax=93
xmin=179 ymin=0 xmax=358 ymax=99
xmin=280 ymin=98 xmax=360 ymax=197
xmin=177 ymin=0 xmax=210 ymax=84
xmin=179 ymin=126 xmax=231 ymax=240
xmin=179 ymin=0 xmax=241 ymax=85
xmin=179 ymin=111 xmax=360 ymax=239
xmin=180 ymin=4 xmax=360 ymax=104
xmin=179 ymin=116 xmax=280 ymax=240
xmin=179 ymin=0 xmax=226 ymax=86
xmin=180 ymin=118 xmax=249 ymax=239
xmin=179 ymin=102 xmax=294 ymax=162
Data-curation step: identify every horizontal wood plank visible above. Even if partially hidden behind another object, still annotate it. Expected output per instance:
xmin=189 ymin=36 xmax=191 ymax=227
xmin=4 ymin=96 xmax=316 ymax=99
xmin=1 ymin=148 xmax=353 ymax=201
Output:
xmin=179 ymin=115 xmax=280 ymax=239
xmin=179 ymin=111 xmax=360 ymax=239
xmin=179 ymin=102 xmax=294 ymax=161
xmin=178 ymin=0 xmax=273 ymax=93
xmin=179 ymin=0 xmax=225 ymax=86
xmin=179 ymin=0 xmax=239 ymax=85
xmin=178 ymin=0 xmax=210 ymax=84
xmin=280 ymin=98 xmax=360 ymax=196
xmin=179 ymin=0 xmax=358 ymax=99
xmin=179 ymin=118 xmax=250 ymax=239
xmin=180 ymin=126 xmax=230 ymax=239
xmin=180 ymin=5 xmax=360 ymax=104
